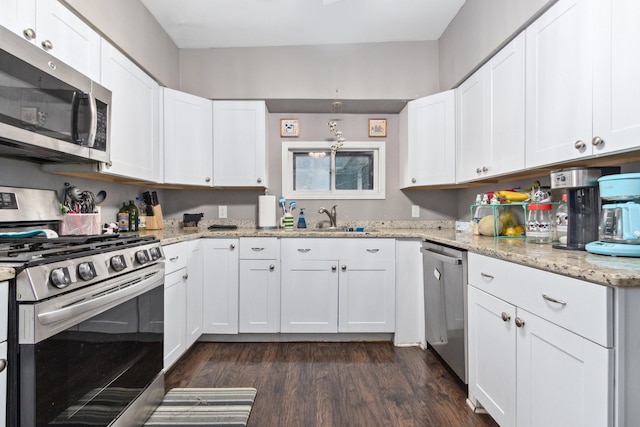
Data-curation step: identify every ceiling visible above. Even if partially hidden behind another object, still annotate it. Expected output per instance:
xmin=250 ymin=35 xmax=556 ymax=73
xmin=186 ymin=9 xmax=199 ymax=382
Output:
xmin=140 ymin=0 xmax=466 ymax=49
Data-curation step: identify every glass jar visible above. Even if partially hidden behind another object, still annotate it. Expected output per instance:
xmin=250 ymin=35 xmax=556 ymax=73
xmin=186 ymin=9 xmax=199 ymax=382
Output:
xmin=526 ymin=203 xmax=553 ymax=243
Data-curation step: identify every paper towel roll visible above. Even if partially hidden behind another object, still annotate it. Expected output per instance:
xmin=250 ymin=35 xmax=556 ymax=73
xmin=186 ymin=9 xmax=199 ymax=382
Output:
xmin=258 ymin=195 xmax=276 ymax=229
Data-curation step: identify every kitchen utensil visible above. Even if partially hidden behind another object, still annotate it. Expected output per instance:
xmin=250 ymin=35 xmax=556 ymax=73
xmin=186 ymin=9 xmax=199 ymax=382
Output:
xmin=95 ymin=190 xmax=107 ymax=205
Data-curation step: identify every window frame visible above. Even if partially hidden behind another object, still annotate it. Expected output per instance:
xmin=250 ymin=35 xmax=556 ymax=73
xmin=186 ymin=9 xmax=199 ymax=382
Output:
xmin=281 ymin=140 xmax=386 ymax=200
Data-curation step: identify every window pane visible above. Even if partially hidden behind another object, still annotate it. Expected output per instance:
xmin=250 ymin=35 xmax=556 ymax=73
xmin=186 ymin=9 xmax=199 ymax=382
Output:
xmin=335 ymin=151 xmax=374 ymax=190
xmin=293 ymin=152 xmax=331 ymax=191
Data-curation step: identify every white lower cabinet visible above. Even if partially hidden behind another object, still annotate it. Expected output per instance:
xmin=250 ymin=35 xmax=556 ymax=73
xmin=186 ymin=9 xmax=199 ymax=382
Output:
xmin=280 ymin=239 xmax=395 ymax=334
xmin=185 ymin=240 xmax=204 ymax=347
xmin=163 ymin=268 xmax=187 ymax=370
xmin=239 ymin=238 xmax=280 ymax=333
xmin=468 ymin=253 xmax=613 ymax=427
xmin=202 ymin=239 xmax=239 ymax=334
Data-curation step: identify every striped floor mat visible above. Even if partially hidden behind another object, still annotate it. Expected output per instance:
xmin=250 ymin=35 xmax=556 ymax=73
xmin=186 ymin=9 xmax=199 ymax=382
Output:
xmin=144 ymin=388 xmax=257 ymax=426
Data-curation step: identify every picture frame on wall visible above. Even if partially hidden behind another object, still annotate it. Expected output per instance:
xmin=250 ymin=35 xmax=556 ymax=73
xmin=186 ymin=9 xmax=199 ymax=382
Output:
xmin=280 ymin=118 xmax=300 ymax=137
xmin=368 ymin=118 xmax=387 ymax=137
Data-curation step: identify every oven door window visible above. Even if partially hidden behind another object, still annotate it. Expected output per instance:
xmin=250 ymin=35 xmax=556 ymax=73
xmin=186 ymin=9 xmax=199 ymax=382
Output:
xmin=20 ymin=285 xmax=163 ymax=426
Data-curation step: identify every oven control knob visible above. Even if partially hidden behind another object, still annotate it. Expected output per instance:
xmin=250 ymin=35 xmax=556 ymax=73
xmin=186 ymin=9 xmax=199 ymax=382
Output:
xmin=50 ymin=267 xmax=71 ymax=288
xmin=136 ymin=250 xmax=150 ymax=265
xmin=77 ymin=262 xmax=96 ymax=281
xmin=149 ymin=247 xmax=163 ymax=261
xmin=110 ymin=255 xmax=127 ymax=272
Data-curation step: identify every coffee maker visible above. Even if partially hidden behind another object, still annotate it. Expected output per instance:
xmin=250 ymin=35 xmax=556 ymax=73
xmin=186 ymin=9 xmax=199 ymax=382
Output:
xmin=550 ymin=167 xmax=620 ymax=250
xmin=585 ymin=173 xmax=640 ymax=257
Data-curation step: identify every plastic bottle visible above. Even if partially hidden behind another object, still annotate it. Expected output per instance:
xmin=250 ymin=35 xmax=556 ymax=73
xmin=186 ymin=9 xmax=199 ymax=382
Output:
xmin=136 ymin=196 xmax=147 ymax=231
xmin=127 ymin=200 xmax=139 ymax=232
xmin=555 ymin=193 xmax=568 ymax=244
xmin=117 ymin=203 xmax=129 ymax=232
xmin=297 ymin=208 xmax=307 ymax=229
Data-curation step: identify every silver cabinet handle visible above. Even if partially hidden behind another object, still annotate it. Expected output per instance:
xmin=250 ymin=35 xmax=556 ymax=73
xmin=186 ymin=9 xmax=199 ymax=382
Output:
xmin=480 ymin=272 xmax=494 ymax=280
xmin=574 ymin=140 xmax=586 ymax=150
xmin=341 ymin=265 xmax=347 ymax=271
xmin=366 ymin=249 xmax=379 ymax=253
xmin=41 ymin=39 xmax=53 ymax=51
xmin=501 ymin=312 xmax=511 ymax=322
xmin=515 ymin=317 xmax=525 ymax=328
xmin=476 ymin=167 xmax=482 ymax=174
xmin=205 ymin=177 xmax=211 ymax=182
xmin=183 ymin=273 xmax=189 ymax=280
xmin=592 ymin=136 xmax=604 ymax=146
xmin=230 ymin=243 xmax=236 ymax=249
xmin=257 ymin=178 xmax=262 ymax=183
xmin=252 ymin=247 xmax=265 ymax=251
xmin=297 ymin=248 xmax=311 ymax=253
xmin=331 ymin=265 xmax=337 ymax=271
xmin=0 ymin=359 xmax=6 ymax=372
xmin=269 ymin=264 xmax=275 ymax=271
xmin=542 ymin=294 xmax=567 ymax=306
xmin=23 ymin=28 xmax=36 ymax=40
xmin=411 ymin=178 xmax=416 ymax=183
xmin=169 ymin=256 xmax=179 ymax=262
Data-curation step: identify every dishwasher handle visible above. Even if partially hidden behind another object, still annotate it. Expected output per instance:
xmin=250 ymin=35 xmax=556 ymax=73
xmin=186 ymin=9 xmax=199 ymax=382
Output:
xmin=421 ymin=247 xmax=462 ymax=265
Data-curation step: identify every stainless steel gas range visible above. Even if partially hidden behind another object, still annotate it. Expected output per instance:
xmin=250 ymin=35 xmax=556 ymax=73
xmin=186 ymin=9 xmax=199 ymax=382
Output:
xmin=0 ymin=186 xmax=165 ymax=426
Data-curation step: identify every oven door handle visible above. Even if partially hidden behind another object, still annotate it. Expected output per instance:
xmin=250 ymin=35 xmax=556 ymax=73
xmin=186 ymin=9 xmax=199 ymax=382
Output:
xmin=24 ymin=264 xmax=165 ymax=344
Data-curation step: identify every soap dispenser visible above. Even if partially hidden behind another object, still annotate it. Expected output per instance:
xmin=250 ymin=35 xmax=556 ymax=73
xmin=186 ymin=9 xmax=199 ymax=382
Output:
xmin=297 ymin=208 xmax=307 ymax=229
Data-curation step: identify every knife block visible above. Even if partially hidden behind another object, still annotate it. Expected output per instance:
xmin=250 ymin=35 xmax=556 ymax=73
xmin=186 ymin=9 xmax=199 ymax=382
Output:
xmin=145 ymin=205 xmax=164 ymax=230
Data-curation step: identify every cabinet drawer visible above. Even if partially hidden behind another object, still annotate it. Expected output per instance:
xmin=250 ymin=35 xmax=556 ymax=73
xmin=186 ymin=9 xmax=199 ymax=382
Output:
xmin=340 ymin=238 xmax=395 ymax=261
xmin=281 ymin=238 xmax=338 ymax=260
xmin=163 ymin=242 xmax=188 ymax=274
xmin=468 ymin=253 xmax=612 ymax=347
xmin=240 ymin=238 xmax=279 ymax=259
xmin=281 ymin=238 xmax=395 ymax=261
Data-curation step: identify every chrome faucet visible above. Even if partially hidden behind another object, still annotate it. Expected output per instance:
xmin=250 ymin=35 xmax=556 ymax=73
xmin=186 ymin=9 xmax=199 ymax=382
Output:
xmin=318 ymin=205 xmax=337 ymax=228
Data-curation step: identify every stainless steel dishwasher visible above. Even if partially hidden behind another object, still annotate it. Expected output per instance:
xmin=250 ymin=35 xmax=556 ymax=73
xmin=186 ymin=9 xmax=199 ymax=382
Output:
xmin=421 ymin=241 xmax=467 ymax=384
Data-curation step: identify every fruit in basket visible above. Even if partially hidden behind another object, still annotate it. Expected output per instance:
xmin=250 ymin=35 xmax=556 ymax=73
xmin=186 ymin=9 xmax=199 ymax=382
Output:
xmin=478 ymin=215 xmax=502 ymax=236
xmin=504 ymin=225 xmax=525 ymax=236
xmin=494 ymin=190 xmax=530 ymax=203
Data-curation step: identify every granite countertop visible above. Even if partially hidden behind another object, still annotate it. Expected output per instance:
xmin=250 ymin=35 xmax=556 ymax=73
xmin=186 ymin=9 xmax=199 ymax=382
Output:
xmin=0 ymin=266 xmax=15 ymax=282
xmin=142 ymin=225 xmax=640 ymax=288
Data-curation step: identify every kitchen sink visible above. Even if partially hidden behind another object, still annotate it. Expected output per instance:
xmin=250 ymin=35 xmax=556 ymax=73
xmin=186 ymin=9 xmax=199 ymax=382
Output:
xmin=312 ymin=227 xmax=379 ymax=233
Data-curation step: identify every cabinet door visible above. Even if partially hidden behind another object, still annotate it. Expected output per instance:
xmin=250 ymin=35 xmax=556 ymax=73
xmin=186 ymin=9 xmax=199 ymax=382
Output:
xmin=0 ymin=0 xmax=36 ymax=43
xmin=593 ymin=0 xmax=640 ymax=155
xmin=516 ymin=308 xmax=613 ymax=427
xmin=213 ymin=101 xmax=267 ymax=187
xmin=186 ymin=240 xmax=203 ymax=347
xmin=164 ymin=268 xmax=187 ymax=370
xmin=486 ymin=32 xmax=525 ymax=178
xmin=163 ymin=88 xmax=213 ymax=186
xmin=456 ymin=70 xmax=487 ymax=182
xmin=468 ymin=286 xmax=516 ymax=427
xmin=35 ymin=0 xmax=101 ymax=81
xmin=525 ymin=0 xmax=594 ymax=167
xmin=100 ymin=39 xmax=161 ymax=182
xmin=239 ymin=260 xmax=280 ymax=333
xmin=338 ymin=258 xmax=395 ymax=332
xmin=202 ymin=239 xmax=239 ymax=334
xmin=402 ymin=90 xmax=455 ymax=187
xmin=281 ymin=260 xmax=339 ymax=333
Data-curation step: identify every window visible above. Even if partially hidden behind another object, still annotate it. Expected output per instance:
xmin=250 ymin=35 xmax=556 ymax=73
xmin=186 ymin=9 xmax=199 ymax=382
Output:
xmin=282 ymin=141 xmax=385 ymax=199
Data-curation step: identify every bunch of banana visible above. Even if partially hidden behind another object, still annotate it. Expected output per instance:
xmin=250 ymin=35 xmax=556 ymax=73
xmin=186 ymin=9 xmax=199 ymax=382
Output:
xmin=493 ymin=190 xmax=530 ymax=203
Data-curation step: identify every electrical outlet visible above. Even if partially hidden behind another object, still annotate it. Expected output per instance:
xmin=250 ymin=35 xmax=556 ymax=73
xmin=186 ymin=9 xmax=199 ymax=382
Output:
xmin=218 ymin=205 xmax=227 ymax=219
xmin=411 ymin=205 xmax=420 ymax=218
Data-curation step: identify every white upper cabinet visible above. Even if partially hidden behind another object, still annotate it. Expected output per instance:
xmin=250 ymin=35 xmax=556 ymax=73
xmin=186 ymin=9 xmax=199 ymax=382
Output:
xmin=100 ymin=39 xmax=161 ymax=182
xmin=457 ymin=32 xmax=525 ymax=183
xmin=0 ymin=0 xmax=100 ymax=81
xmin=162 ymin=88 xmax=213 ymax=186
xmin=213 ymin=101 xmax=267 ymax=188
xmin=399 ymin=90 xmax=456 ymax=187
xmin=525 ymin=0 xmax=594 ymax=167
xmin=592 ymin=0 xmax=640 ymax=156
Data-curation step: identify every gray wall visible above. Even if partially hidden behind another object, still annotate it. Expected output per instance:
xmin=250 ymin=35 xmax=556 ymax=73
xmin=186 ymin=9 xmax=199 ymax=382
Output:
xmin=162 ymin=112 xmax=460 ymax=224
xmin=438 ymin=0 xmax=556 ymax=90
xmin=180 ymin=41 xmax=439 ymax=101
xmin=61 ymin=0 xmax=180 ymax=88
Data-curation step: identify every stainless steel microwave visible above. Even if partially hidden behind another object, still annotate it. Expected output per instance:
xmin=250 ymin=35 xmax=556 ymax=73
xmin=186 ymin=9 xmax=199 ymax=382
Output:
xmin=0 ymin=25 xmax=110 ymax=163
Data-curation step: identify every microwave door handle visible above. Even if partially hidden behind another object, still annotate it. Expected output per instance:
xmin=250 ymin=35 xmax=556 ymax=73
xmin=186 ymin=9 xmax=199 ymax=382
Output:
xmin=86 ymin=92 xmax=97 ymax=147
xmin=71 ymin=91 xmax=82 ymax=144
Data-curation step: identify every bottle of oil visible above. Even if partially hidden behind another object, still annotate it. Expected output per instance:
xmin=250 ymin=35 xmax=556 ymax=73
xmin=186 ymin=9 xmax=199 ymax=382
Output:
xmin=127 ymin=200 xmax=139 ymax=232
xmin=117 ymin=203 xmax=129 ymax=232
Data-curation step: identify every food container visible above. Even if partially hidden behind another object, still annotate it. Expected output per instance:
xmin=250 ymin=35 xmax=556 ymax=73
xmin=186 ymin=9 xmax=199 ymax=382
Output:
xmin=526 ymin=203 xmax=553 ymax=243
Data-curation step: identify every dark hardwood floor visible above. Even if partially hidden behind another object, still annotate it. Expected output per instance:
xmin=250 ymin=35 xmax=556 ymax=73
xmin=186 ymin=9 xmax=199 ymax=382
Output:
xmin=165 ymin=341 xmax=497 ymax=427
